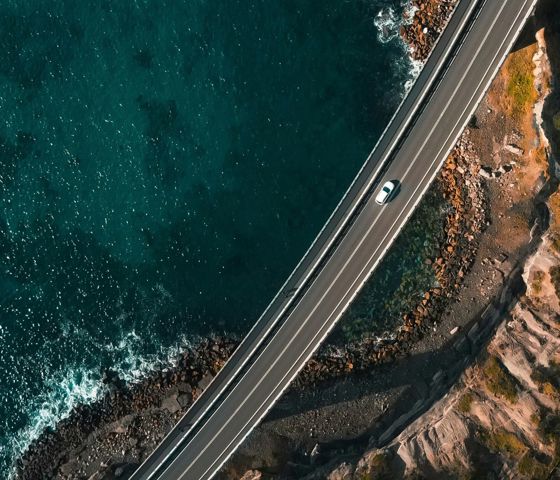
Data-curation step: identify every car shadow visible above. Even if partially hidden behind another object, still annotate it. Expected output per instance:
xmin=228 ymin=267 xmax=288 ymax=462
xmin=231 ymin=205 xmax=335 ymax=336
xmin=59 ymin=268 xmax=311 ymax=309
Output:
xmin=388 ymin=179 xmax=401 ymax=202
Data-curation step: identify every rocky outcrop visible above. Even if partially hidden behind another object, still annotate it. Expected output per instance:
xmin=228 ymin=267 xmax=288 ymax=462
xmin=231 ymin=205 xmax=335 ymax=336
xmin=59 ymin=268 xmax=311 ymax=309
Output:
xmin=401 ymin=0 xmax=457 ymax=62
xmin=343 ymin=236 xmax=560 ymax=479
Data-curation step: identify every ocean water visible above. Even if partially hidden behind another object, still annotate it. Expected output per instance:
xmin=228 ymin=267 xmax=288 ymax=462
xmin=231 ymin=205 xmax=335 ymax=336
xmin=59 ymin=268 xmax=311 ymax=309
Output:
xmin=0 ymin=0 xmax=415 ymax=473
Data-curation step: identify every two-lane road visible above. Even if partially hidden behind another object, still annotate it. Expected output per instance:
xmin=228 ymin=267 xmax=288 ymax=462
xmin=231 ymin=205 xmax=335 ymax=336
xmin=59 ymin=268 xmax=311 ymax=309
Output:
xmin=132 ymin=0 xmax=537 ymax=478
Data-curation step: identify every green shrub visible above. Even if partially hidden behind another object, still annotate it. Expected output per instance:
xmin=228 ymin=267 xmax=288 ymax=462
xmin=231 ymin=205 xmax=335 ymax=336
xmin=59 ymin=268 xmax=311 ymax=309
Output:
xmin=506 ymin=50 xmax=537 ymax=117
xmin=482 ymin=429 xmax=527 ymax=457
xmin=531 ymin=363 xmax=560 ymax=399
xmin=550 ymin=266 xmax=560 ymax=299
xmin=531 ymin=271 xmax=545 ymax=295
xmin=518 ymin=452 xmax=549 ymax=479
xmin=483 ymin=356 xmax=518 ymax=403
xmin=367 ymin=453 xmax=393 ymax=480
xmin=458 ymin=392 xmax=474 ymax=414
xmin=550 ymin=235 xmax=560 ymax=255
xmin=537 ymin=412 xmax=560 ymax=446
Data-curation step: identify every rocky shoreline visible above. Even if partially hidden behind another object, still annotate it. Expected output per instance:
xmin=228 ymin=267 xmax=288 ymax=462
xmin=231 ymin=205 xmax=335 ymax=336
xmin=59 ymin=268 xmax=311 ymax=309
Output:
xmin=14 ymin=2 xmax=464 ymax=479
xmin=401 ymin=0 xmax=457 ymax=62
xmin=15 ymin=337 xmax=239 ymax=479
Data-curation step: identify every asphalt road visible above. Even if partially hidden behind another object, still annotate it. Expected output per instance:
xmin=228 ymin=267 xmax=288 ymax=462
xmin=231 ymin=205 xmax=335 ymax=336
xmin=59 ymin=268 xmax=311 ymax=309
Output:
xmin=131 ymin=0 xmax=537 ymax=478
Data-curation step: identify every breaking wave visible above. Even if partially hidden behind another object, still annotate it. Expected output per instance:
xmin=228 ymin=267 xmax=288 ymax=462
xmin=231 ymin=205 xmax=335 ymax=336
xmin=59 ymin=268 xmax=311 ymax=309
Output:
xmin=374 ymin=7 xmax=401 ymax=44
xmin=3 ymin=331 xmax=191 ymax=478
xmin=373 ymin=2 xmax=423 ymax=93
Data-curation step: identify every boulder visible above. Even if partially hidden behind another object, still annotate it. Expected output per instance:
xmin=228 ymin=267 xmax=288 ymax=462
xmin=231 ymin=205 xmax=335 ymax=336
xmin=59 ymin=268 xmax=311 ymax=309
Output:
xmin=327 ymin=462 xmax=354 ymax=480
xmin=161 ymin=394 xmax=181 ymax=414
xmin=478 ymin=167 xmax=492 ymax=179
xmin=504 ymin=144 xmax=524 ymax=156
xmin=177 ymin=392 xmax=193 ymax=408
xmin=197 ymin=372 xmax=214 ymax=391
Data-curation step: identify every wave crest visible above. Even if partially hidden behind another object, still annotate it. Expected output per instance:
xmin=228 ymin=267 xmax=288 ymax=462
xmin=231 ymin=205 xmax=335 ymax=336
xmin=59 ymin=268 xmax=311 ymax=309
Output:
xmin=4 ymin=331 xmax=191 ymax=478
xmin=374 ymin=7 xmax=401 ymax=44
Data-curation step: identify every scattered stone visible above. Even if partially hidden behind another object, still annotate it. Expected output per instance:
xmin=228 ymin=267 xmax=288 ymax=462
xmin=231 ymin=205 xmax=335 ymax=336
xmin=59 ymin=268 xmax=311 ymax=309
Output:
xmin=479 ymin=167 xmax=492 ymax=179
xmin=177 ymin=392 xmax=193 ymax=408
xmin=400 ymin=0 xmax=457 ymax=62
xmin=161 ymin=395 xmax=181 ymax=414
xmin=240 ymin=469 xmax=262 ymax=480
xmin=310 ymin=443 xmax=321 ymax=461
xmin=496 ymin=253 xmax=508 ymax=264
xmin=504 ymin=144 xmax=524 ymax=156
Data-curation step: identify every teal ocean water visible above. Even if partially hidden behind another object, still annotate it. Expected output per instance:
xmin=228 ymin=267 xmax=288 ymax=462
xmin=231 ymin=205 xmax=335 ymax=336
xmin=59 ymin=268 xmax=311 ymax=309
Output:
xmin=0 ymin=0 xmax=415 ymax=472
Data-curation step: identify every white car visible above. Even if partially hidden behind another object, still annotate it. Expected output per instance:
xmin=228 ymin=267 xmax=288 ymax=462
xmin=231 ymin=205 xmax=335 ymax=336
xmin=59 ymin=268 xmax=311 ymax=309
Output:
xmin=375 ymin=180 xmax=396 ymax=205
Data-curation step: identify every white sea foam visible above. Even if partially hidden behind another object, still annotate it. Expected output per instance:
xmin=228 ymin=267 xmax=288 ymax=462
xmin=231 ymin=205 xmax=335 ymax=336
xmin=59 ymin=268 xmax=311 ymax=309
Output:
xmin=5 ymin=367 xmax=105 ymax=479
xmin=404 ymin=57 xmax=423 ymax=93
xmin=103 ymin=329 xmax=192 ymax=383
xmin=5 ymin=330 xmax=193 ymax=478
xmin=400 ymin=1 xmax=424 ymax=92
xmin=374 ymin=0 xmax=418 ymax=44
xmin=373 ymin=1 xmax=423 ymax=94
xmin=373 ymin=7 xmax=401 ymax=44
xmin=403 ymin=1 xmax=419 ymax=25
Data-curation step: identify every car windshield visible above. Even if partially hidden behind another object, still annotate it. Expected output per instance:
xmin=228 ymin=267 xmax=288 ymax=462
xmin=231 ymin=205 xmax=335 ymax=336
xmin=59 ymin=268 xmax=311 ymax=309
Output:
xmin=383 ymin=186 xmax=390 ymax=193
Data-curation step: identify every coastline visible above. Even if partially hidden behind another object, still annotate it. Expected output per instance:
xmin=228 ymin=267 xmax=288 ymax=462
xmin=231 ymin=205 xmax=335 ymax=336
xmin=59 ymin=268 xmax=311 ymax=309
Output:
xmin=227 ymin=2 xmax=560 ymax=478
xmin=13 ymin=2 xmax=466 ymax=479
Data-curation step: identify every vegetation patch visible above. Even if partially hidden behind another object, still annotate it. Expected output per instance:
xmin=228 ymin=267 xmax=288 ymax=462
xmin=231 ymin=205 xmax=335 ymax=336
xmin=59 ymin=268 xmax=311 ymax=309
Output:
xmin=364 ymin=452 xmax=393 ymax=480
xmin=458 ymin=392 xmax=474 ymax=414
xmin=550 ymin=235 xmax=560 ymax=255
xmin=549 ymin=265 xmax=560 ymax=299
xmin=518 ymin=451 xmax=549 ymax=479
xmin=548 ymin=191 xmax=560 ymax=254
xmin=536 ymin=412 xmax=560 ymax=446
xmin=531 ymin=270 xmax=545 ymax=295
xmin=505 ymin=45 xmax=538 ymax=118
xmin=482 ymin=356 xmax=518 ymax=403
xmin=481 ymin=428 xmax=527 ymax=458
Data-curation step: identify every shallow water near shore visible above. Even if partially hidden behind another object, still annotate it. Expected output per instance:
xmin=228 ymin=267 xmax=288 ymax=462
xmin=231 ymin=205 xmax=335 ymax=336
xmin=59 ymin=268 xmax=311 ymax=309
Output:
xmin=0 ymin=0 xmax=416 ymax=473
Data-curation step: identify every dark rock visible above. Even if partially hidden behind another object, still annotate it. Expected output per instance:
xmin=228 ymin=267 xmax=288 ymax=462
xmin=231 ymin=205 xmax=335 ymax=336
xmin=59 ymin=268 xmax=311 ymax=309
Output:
xmin=197 ymin=372 xmax=214 ymax=391
xmin=177 ymin=392 xmax=193 ymax=409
